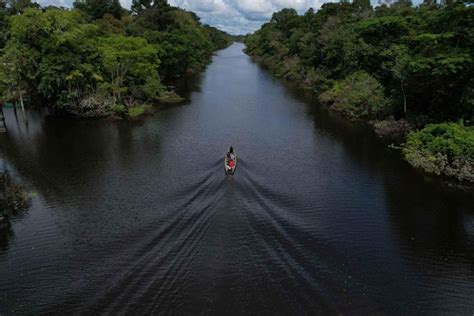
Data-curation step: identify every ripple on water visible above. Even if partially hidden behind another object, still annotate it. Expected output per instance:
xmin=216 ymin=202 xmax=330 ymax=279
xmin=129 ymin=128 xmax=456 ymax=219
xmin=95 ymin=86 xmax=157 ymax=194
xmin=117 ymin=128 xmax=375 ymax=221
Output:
xmin=0 ymin=43 xmax=473 ymax=315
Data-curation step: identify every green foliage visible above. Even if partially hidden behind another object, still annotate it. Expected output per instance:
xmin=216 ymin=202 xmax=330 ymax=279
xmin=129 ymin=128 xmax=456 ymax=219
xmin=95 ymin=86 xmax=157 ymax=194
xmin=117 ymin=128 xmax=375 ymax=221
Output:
xmin=404 ymin=123 xmax=474 ymax=182
xmin=318 ymin=22 xmax=370 ymax=79
xmin=131 ymin=0 xmax=168 ymax=16
xmin=98 ymin=35 xmax=161 ymax=101
xmin=129 ymin=6 xmax=231 ymax=78
xmin=4 ymin=0 xmax=39 ymax=15
xmin=158 ymin=90 xmax=185 ymax=104
xmin=73 ymin=0 xmax=123 ymax=20
xmin=204 ymin=25 xmax=233 ymax=50
xmin=0 ymin=41 xmax=38 ymax=101
xmin=320 ymin=71 xmax=389 ymax=119
xmin=245 ymin=3 xmax=474 ymax=122
xmin=246 ymin=3 xmax=474 ymax=183
xmin=0 ymin=1 xmax=231 ymax=117
xmin=128 ymin=105 xmax=150 ymax=118
xmin=0 ymin=1 xmax=8 ymax=49
xmin=355 ymin=16 xmax=409 ymax=46
xmin=111 ymin=103 xmax=126 ymax=116
xmin=1 ymin=8 xmax=103 ymax=106
xmin=352 ymin=0 xmax=371 ymax=11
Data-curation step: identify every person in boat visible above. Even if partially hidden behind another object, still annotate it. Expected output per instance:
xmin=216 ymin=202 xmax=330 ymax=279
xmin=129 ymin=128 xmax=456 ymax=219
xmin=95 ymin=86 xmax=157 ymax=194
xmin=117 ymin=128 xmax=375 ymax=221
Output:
xmin=226 ymin=147 xmax=236 ymax=170
xmin=227 ymin=153 xmax=235 ymax=169
xmin=228 ymin=146 xmax=235 ymax=160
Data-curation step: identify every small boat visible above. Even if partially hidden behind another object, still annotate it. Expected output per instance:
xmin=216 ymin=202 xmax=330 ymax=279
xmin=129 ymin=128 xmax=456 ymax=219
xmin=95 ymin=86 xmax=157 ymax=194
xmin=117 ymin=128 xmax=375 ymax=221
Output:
xmin=224 ymin=147 xmax=237 ymax=176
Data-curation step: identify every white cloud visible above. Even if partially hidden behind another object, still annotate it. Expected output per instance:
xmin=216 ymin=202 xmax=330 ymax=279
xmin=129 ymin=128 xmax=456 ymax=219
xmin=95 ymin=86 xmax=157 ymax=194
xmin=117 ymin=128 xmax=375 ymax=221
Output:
xmin=34 ymin=0 xmax=332 ymax=33
xmin=35 ymin=0 xmax=72 ymax=7
xmin=36 ymin=0 xmax=407 ymax=35
xmin=168 ymin=0 xmax=330 ymax=33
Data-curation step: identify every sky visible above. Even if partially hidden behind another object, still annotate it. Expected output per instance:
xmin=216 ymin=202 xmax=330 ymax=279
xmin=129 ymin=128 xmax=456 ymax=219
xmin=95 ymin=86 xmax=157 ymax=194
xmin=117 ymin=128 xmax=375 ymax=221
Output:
xmin=166 ymin=0 xmax=333 ymax=34
xmin=33 ymin=0 xmax=344 ymax=34
xmin=34 ymin=0 xmax=397 ymax=35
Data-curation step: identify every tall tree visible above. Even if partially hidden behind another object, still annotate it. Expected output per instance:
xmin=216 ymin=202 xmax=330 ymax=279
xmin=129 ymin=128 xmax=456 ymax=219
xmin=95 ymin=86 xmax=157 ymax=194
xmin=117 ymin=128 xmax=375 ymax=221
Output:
xmin=0 ymin=0 xmax=231 ymax=116
xmin=0 ymin=43 xmax=37 ymax=122
xmin=0 ymin=0 xmax=8 ymax=49
xmin=73 ymin=0 xmax=123 ymax=20
xmin=353 ymin=0 xmax=371 ymax=11
xmin=131 ymin=0 xmax=168 ymax=14
xmin=5 ymin=0 xmax=39 ymax=15
xmin=98 ymin=35 xmax=161 ymax=103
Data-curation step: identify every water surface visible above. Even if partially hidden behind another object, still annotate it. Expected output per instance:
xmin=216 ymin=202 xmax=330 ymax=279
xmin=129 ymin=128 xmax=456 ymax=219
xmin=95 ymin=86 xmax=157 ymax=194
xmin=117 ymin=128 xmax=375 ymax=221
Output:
xmin=0 ymin=43 xmax=473 ymax=314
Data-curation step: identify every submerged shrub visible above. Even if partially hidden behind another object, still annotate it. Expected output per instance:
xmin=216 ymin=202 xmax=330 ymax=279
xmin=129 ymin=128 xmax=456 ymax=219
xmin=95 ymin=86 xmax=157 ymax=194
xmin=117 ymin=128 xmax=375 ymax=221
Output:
xmin=0 ymin=173 xmax=29 ymax=213
xmin=319 ymin=71 xmax=388 ymax=119
xmin=5 ymin=182 xmax=28 ymax=211
xmin=128 ymin=105 xmax=152 ymax=118
xmin=158 ymin=90 xmax=185 ymax=104
xmin=372 ymin=118 xmax=412 ymax=140
xmin=404 ymin=123 xmax=474 ymax=183
xmin=111 ymin=104 xmax=126 ymax=117
xmin=67 ymin=93 xmax=114 ymax=118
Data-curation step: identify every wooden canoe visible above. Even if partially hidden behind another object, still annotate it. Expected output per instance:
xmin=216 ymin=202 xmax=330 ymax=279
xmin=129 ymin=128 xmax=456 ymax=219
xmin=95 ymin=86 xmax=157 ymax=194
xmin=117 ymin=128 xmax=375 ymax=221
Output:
xmin=224 ymin=154 xmax=237 ymax=175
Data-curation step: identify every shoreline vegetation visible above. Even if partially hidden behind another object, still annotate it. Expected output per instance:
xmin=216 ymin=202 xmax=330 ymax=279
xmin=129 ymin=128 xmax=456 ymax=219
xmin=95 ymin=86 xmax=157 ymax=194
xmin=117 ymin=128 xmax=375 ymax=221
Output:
xmin=0 ymin=171 xmax=30 ymax=231
xmin=244 ymin=1 xmax=474 ymax=186
xmin=0 ymin=0 xmax=232 ymax=119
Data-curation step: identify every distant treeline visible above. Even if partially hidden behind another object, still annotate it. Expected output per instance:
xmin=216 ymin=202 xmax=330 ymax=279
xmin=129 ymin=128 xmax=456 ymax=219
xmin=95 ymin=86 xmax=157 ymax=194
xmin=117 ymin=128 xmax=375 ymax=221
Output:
xmin=245 ymin=1 xmax=474 ymax=184
xmin=0 ymin=0 xmax=232 ymax=117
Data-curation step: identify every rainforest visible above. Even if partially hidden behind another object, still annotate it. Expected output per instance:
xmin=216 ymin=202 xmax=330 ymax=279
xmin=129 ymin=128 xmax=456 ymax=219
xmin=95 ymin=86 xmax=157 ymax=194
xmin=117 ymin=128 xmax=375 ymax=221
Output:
xmin=245 ymin=1 xmax=474 ymax=183
xmin=0 ymin=0 xmax=473 ymax=314
xmin=0 ymin=0 xmax=232 ymax=118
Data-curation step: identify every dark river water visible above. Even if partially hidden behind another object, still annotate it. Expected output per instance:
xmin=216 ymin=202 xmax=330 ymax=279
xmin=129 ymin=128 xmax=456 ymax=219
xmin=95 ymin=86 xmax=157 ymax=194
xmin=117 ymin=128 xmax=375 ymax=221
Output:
xmin=0 ymin=43 xmax=473 ymax=314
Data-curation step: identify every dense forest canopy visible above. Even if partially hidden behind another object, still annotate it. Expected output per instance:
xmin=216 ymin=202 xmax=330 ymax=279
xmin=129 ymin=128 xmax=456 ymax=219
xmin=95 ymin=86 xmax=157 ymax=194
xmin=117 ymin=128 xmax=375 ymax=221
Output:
xmin=245 ymin=1 xmax=474 ymax=123
xmin=245 ymin=1 xmax=474 ymax=183
xmin=0 ymin=0 xmax=232 ymax=117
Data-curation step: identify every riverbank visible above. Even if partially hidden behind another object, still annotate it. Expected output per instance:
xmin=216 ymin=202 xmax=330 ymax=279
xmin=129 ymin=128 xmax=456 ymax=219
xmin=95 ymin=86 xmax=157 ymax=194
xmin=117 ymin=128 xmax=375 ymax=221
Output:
xmin=60 ymin=90 xmax=186 ymax=119
xmin=0 ymin=1 xmax=232 ymax=121
xmin=247 ymin=52 xmax=474 ymax=187
xmin=244 ymin=3 xmax=474 ymax=187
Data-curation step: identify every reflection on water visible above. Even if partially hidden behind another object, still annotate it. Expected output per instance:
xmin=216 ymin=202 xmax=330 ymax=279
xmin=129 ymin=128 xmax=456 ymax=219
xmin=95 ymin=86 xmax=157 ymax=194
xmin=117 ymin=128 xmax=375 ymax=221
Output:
xmin=0 ymin=43 xmax=473 ymax=314
xmin=0 ymin=221 xmax=13 ymax=252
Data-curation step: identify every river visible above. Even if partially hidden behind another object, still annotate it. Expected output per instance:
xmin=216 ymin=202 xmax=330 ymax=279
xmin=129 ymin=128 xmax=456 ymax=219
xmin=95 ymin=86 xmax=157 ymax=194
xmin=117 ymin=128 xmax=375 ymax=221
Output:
xmin=0 ymin=43 xmax=473 ymax=314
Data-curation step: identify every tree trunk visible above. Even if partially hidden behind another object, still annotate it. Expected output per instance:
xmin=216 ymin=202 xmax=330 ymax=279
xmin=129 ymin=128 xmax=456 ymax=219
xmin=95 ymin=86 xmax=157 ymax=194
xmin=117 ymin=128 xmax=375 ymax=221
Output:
xmin=19 ymin=91 xmax=28 ymax=126
xmin=13 ymin=100 xmax=17 ymax=117
xmin=0 ymin=106 xmax=6 ymax=131
xmin=401 ymin=81 xmax=407 ymax=114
